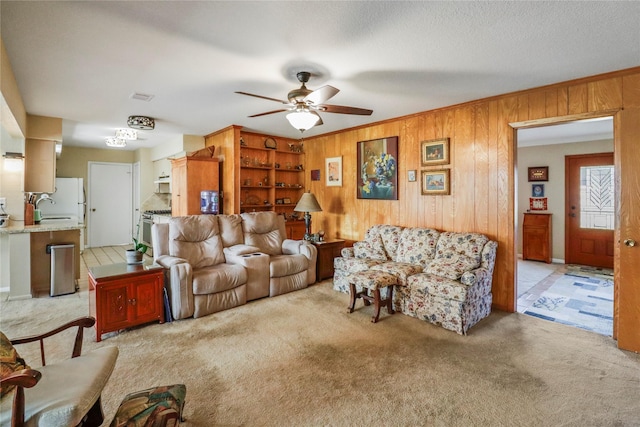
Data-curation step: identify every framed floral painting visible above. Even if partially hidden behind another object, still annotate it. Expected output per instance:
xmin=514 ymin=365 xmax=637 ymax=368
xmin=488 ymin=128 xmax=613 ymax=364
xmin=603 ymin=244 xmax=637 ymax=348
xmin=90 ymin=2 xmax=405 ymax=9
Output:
xmin=357 ymin=136 xmax=398 ymax=200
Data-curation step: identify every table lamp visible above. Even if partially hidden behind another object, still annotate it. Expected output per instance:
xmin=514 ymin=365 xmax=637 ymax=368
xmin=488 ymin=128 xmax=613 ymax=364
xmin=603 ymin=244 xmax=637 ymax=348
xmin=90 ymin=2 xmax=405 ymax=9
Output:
xmin=294 ymin=192 xmax=322 ymax=241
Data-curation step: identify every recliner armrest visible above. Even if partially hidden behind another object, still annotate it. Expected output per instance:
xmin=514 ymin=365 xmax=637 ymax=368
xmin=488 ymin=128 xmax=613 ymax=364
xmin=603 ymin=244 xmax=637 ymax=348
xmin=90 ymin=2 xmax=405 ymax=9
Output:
xmin=155 ymin=255 xmax=188 ymax=269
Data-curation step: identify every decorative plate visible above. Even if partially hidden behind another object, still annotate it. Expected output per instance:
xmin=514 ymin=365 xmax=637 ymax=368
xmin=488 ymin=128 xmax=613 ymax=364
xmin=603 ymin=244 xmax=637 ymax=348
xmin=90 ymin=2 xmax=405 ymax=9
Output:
xmin=264 ymin=137 xmax=277 ymax=149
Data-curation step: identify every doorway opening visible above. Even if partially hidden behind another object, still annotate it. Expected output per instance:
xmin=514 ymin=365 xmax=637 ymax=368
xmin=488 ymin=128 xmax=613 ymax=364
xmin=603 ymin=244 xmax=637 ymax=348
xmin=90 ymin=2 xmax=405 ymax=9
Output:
xmin=514 ymin=116 xmax=615 ymax=336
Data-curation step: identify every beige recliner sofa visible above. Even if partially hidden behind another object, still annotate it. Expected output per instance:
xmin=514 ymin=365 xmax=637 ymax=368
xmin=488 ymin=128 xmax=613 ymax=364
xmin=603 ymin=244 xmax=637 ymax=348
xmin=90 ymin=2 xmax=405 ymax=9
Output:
xmin=152 ymin=212 xmax=317 ymax=320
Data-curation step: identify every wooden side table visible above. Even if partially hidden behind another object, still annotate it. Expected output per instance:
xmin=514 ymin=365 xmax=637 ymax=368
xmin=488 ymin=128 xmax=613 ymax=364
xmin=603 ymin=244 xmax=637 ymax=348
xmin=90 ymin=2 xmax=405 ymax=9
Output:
xmin=312 ymin=239 xmax=345 ymax=282
xmin=89 ymin=261 xmax=165 ymax=342
xmin=522 ymin=213 xmax=552 ymax=263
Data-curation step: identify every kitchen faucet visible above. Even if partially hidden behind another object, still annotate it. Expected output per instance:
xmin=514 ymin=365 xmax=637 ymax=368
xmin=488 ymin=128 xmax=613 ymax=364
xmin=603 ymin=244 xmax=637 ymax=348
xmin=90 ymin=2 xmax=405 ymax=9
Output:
xmin=36 ymin=194 xmax=55 ymax=208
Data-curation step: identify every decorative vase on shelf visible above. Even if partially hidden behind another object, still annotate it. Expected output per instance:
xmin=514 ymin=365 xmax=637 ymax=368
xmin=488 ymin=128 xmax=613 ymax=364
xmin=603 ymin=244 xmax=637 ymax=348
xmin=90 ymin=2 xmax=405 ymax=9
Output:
xmin=125 ymin=249 xmax=144 ymax=264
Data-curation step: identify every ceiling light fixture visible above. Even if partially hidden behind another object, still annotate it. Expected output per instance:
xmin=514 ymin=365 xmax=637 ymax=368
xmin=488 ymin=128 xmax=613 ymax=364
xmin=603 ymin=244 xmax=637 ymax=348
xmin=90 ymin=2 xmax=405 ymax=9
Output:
xmin=105 ymin=137 xmax=127 ymax=148
xmin=116 ymin=128 xmax=138 ymax=140
xmin=286 ymin=109 xmax=320 ymax=132
xmin=127 ymin=115 xmax=155 ymax=130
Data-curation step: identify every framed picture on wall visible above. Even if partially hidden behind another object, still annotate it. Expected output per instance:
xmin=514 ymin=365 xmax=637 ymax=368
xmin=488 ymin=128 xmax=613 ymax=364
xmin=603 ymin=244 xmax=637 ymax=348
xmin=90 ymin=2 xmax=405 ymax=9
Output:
xmin=357 ymin=136 xmax=399 ymax=200
xmin=326 ymin=157 xmax=342 ymax=187
xmin=421 ymin=169 xmax=450 ymax=195
xmin=528 ymin=166 xmax=548 ymax=181
xmin=532 ymin=184 xmax=545 ymax=197
xmin=421 ymin=138 xmax=450 ymax=166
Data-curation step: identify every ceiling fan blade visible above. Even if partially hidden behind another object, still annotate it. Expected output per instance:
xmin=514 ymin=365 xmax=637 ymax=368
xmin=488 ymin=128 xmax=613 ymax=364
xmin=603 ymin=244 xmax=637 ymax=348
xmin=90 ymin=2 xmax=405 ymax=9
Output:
xmin=311 ymin=111 xmax=323 ymax=126
xmin=235 ymin=91 xmax=290 ymax=105
xmin=304 ymin=85 xmax=339 ymax=105
xmin=248 ymin=109 xmax=289 ymax=118
xmin=319 ymin=104 xmax=373 ymax=116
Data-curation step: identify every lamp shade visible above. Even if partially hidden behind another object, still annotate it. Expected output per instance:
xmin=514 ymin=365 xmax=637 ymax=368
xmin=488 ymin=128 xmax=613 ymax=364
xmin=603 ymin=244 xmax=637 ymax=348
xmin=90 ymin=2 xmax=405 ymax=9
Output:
xmin=294 ymin=192 xmax=322 ymax=213
xmin=286 ymin=110 xmax=320 ymax=132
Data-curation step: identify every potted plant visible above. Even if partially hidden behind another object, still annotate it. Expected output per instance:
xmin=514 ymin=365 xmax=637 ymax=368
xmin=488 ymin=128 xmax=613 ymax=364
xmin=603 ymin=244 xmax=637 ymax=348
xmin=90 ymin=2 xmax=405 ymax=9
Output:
xmin=126 ymin=222 xmax=148 ymax=264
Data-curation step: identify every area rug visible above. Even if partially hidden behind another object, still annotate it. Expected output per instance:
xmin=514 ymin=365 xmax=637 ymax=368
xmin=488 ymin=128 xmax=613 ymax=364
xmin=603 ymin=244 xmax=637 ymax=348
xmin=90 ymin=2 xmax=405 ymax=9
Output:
xmin=524 ymin=265 xmax=613 ymax=336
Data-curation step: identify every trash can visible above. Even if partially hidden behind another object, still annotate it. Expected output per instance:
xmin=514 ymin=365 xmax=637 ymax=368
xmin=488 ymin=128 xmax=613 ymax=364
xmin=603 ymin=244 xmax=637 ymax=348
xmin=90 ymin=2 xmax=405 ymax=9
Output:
xmin=46 ymin=243 xmax=76 ymax=297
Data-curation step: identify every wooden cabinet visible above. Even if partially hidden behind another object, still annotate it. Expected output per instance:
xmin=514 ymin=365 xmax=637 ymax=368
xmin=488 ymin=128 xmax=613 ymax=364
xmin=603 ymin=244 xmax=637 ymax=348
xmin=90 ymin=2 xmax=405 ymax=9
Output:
xmin=24 ymin=139 xmax=56 ymax=193
xmin=89 ymin=262 xmax=165 ymax=342
xmin=285 ymin=220 xmax=305 ymax=240
xmin=171 ymin=156 xmax=220 ymax=216
xmin=313 ymin=239 xmax=346 ymax=282
xmin=522 ymin=213 xmax=552 ymax=263
xmin=238 ymin=132 xmax=305 ymax=218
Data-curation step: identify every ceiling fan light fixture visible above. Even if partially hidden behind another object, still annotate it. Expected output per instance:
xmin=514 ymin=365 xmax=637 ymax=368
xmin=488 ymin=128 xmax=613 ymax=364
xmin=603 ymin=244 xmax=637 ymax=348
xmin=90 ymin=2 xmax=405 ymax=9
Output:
xmin=286 ymin=110 xmax=320 ymax=132
xmin=105 ymin=137 xmax=127 ymax=148
xmin=127 ymin=115 xmax=155 ymax=130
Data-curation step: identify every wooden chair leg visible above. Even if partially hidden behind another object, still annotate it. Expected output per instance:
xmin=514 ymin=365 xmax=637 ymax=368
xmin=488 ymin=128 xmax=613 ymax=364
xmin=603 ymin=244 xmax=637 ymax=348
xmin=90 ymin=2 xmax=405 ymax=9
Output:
xmin=387 ymin=286 xmax=395 ymax=315
xmin=371 ymin=289 xmax=382 ymax=323
xmin=348 ymin=283 xmax=357 ymax=313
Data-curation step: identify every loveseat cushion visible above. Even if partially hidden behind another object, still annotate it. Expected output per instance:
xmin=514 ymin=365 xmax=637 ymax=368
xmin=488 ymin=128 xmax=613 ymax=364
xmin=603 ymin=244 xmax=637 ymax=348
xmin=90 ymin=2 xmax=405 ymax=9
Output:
xmin=270 ymin=254 xmax=308 ymax=278
xmin=169 ymin=216 xmax=225 ymax=269
xmin=241 ymin=212 xmax=286 ymax=255
xmin=353 ymin=233 xmax=387 ymax=260
xmin=334 ymin=256 xmax=385 ymax=274
xmin=395 ymin=227 xmax=440 ymax=268
xmin=370 ymin=262 xmax=424 ymax=286
xmin=192 ymin=263 xmax=248 ymax=295
xmin=366 ymin=225 xmax=404 ymax=260
xmin=426 ymin=232 xmax=489 ymax=279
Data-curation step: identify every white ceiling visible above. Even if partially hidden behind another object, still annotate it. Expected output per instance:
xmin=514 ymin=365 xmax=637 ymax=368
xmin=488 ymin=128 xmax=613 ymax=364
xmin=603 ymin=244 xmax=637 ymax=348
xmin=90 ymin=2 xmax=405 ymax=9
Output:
xmin=1 ymin=1 xmax=638 ymax=151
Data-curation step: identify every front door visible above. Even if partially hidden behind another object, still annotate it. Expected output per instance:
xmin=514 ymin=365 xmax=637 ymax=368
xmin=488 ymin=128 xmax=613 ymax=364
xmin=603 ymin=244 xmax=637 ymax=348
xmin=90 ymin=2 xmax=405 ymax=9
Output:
xmin=565 ymin=153 xmax=614 ymax=268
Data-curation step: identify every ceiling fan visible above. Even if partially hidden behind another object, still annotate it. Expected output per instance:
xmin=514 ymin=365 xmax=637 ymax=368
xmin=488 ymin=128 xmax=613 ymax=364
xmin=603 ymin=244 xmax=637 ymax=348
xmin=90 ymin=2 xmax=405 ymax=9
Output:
xmin=235 ymin=71 xmax=373 ymax=132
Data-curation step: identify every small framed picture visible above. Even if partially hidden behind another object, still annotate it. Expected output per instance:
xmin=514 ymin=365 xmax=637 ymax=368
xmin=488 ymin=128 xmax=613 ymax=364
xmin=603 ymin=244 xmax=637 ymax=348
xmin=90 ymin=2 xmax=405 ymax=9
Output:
xmin=326 ymin=156 xmax=342 ymax=187
xmin=421 ymin=170 xmax=450 ymax=195
xmin=532 ymin=184 xmax=544 ymax=197
xmin=283 ymin=197 xmax=292 ymax=204
xmin=529 ymin=197 xmax=548 ymax=211
xmin=408 ymin=170 xmax=417 ymax=182
xmin=528 ymin=166 xmax=548 ymax=182
xmin=311 ymin=169 xmax=321 ymax=181
xmin=421 ymin=138 xmax=450 ymax=166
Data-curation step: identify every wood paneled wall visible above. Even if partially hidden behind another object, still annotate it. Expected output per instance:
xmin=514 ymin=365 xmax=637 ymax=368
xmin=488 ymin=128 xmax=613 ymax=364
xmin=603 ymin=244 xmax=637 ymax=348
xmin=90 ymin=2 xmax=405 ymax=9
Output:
xmin=302 ymin=67 xmax=640 ymax=325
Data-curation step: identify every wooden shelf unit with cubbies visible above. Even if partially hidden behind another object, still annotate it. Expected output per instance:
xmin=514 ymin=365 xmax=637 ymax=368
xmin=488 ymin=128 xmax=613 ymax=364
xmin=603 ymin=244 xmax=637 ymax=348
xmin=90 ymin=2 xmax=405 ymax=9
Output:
xmin=239 ymin=132 xmax=306 ymax=222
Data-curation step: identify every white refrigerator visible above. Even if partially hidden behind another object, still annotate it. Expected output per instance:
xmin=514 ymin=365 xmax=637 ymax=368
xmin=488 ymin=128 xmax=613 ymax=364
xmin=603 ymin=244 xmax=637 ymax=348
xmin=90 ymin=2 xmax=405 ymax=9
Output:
xmin=39 ymin=177 xmax=86 ymax=251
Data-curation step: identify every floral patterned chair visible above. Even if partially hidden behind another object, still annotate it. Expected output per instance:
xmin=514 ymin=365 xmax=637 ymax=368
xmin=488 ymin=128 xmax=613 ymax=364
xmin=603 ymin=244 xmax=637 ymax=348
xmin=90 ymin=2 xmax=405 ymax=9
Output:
xmin=334 ymin=226 xmax=497 ymax=335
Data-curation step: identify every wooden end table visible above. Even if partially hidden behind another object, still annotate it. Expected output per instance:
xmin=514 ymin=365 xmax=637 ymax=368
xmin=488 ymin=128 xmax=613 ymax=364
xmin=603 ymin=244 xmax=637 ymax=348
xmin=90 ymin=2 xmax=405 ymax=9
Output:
xmin=89 ymin=260 xmax=165 ymax=342
xmin=312 ymin=239 xmax=345 ymax=282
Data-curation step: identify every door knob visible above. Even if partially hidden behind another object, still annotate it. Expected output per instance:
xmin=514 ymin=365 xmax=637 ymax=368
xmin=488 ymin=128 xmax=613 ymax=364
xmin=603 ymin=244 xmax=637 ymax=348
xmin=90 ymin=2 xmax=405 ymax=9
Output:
xmin=624 ymin=239 xmax=636 ymax=247
xmin=92 ymin=208 xmax=96 ymax=212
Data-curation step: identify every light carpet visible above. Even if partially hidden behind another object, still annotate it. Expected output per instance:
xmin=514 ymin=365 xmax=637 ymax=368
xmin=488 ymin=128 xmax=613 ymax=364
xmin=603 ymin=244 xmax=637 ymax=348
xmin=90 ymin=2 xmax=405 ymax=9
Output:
xmin=1 ymin=282 xmax=639 ymax=426
xmin=524 ymin=266 xmax=614 ymax=336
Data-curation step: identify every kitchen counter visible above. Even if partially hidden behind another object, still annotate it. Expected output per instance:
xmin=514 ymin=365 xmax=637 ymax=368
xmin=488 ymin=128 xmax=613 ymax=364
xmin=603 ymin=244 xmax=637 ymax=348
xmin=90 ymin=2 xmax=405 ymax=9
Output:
xmin=0 ymin=217 xmax=82 ymax=234
xmin=0 ymin=216 xmax=82 ymax=300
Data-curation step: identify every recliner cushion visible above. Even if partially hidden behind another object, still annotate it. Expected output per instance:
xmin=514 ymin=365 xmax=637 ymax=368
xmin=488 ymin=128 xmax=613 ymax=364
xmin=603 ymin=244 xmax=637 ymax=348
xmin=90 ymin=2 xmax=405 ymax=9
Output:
xmin=192 ymin=264 xmax=248 ymax=295
xmin=241 ymin=212 xmax=285 ymax=255
xmin=169 ymin=216 xmax=225 ymax=269
xmin=217 ymin=214 xmax=244 ymax=247
xmin=269 ymin=254 xmax=308 ymax=278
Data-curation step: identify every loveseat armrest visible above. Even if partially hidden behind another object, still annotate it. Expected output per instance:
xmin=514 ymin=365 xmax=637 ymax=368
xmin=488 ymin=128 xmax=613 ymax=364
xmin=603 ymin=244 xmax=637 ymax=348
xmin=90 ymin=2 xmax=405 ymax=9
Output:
xmin=340 ymin=247 xmax=355 ymax=258
xmin=461 ymin=267 xmax=491 ymax=286
xmin=225 ymin=252 xmax=270 ymax=300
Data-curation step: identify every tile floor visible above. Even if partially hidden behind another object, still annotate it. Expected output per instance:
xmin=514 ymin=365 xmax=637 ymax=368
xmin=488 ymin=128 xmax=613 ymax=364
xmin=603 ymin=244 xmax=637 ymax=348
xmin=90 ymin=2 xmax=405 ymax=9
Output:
xmin=516 ymin=260 xmax=569 ymax=313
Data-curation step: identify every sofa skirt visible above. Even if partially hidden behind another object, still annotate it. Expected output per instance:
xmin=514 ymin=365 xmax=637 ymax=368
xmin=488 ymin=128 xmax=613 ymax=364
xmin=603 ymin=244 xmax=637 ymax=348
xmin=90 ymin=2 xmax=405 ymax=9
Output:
xmin=402 ymin=292 xmax=492 ymax=335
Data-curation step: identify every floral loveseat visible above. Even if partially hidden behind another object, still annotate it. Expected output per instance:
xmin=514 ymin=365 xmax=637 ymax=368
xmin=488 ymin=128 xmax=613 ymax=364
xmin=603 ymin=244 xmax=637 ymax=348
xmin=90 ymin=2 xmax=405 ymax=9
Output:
xmin=333 ymin=225 xmax=497 ymax=334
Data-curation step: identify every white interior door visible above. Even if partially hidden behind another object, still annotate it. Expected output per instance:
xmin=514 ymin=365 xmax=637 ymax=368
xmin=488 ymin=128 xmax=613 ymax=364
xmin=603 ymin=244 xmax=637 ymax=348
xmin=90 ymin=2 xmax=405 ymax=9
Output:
xmin=133 ymin=161 xmax=141 ymax=235
xmin=88 ymin=162 xmax=132 ymax=247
